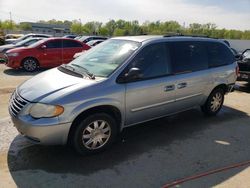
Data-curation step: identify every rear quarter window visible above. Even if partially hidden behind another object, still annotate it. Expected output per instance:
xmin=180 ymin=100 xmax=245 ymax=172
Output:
xmin=171 ymin=41 xmax=208 ymax=74
xmin=206 ymin=42 xmax=235 ymax=68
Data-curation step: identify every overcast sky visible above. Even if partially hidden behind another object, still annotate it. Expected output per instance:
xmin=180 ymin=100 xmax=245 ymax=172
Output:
xmin=0 ymin=0 xmax=250 ymax=30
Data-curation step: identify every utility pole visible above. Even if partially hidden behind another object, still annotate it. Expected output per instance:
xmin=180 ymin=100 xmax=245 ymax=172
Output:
xmin=9 ymin=12 xmax=12 ymax=22
xmin=9 ymin=11 xmax=13 ymax=29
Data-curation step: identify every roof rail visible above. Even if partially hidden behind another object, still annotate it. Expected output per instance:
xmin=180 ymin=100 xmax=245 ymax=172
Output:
xmin=163 ymin=33 xmax=217 ymax=39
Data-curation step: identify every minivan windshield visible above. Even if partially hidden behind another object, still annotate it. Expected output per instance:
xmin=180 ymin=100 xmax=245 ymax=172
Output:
xmin=69 ymin=39 xmax=141 ymax=77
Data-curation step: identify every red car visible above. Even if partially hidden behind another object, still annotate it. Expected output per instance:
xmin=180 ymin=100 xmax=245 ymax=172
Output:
xmin=5 ymin=38 xmax=90 ymax=71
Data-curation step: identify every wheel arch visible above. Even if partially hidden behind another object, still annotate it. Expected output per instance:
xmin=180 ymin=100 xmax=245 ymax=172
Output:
xmin=67 ymin=105 xmax=122 ymax=144
xmin=21 ymin=56 xmax=40 ymax=67
xmin=211 ymin=84 xmax=228 ymax=94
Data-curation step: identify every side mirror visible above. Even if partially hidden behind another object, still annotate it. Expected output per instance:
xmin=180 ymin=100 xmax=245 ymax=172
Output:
xmin=41 ymin=45 xmax=47 ymax=49
xmin=117 ymin=67 xmax=142 ymax=83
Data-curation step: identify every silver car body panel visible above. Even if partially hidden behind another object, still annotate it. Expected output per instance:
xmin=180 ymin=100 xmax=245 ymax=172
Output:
xmin=10 ymin=36 xmax=237 ymax=145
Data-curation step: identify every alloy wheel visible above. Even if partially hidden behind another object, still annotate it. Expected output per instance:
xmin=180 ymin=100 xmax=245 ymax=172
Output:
xmin=82 ymin=120 xmax=111 ymax=150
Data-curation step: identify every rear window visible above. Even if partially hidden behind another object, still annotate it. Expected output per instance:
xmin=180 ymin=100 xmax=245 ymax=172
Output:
xmin=46 ymin=40 xmax=63 ymax=48
xmin=206 ymin=42 xmax=235 ymax=68
xmin=171 ymin=41 xmax=208 ymax=74
xmin=63 ymin=40 xmax=82 ymax=48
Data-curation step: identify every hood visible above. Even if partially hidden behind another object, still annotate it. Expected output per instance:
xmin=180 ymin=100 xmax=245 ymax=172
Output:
xmin=18 ymin=68 xmax=96 ymax=102
xmin=5 ymin=39 xmax=18 ymax=44
xmin=0 ymin=44 xmax=15 ymax=52
xmin=6 ymin=46 xmax=29 ymax=53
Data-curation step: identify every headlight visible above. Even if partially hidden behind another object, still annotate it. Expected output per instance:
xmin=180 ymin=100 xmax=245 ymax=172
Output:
xmin=29 ymin=103 xmax=64 ymax=118
xmin=7 ymin=52 xmax=19 ymax=57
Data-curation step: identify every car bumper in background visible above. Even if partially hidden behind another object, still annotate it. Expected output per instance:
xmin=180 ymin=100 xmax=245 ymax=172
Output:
xmin=237 ymin=71 xmax=250 ymax=82
xmin=0 ymin=52 xmax=7 ymax=63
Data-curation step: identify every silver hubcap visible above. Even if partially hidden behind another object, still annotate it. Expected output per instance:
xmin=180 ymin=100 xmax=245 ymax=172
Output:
xmin=23 ymin=59 xmax=37 ymax=71
xmin=211 ymin=92 xmax=222 ymax=112
xmin=82 ymin=120 xmax=111 ymax=150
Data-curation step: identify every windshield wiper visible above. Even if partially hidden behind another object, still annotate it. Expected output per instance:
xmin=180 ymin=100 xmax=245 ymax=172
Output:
xmin=71 ymin=63 xmax=95 ymax=79
xmin=59 ymin=64 xmax=84 ymax=78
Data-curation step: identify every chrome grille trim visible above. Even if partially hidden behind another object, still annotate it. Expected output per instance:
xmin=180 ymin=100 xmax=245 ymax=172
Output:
xmin=9 ymin=90 xmax=29 ymax=117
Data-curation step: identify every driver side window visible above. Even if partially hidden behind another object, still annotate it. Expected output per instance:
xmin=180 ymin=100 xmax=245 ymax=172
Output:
xmin=129 ymin=43 xmax=171 ymax=80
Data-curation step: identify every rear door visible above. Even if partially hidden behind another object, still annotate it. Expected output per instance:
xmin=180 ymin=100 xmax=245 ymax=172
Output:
xmin=62 ymin=40 xmax=84 ymax=64
xmin=124 ymin=42 xmax=177 ymax=126
xmin=40 ymin=39 xmax=63 ymax=67
xmin=170 ymin=41 xmax=211 ymax=111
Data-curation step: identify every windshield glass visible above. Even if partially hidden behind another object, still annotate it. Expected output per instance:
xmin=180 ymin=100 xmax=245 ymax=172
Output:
xmin=15 ymin=38 xmax=37 ymax=46
xmin=79 ymin=36 xmax=89 ymax=41
xmin=28 ymin=38 xmax=47 ymax=48
xmin=243 ymin=50 xmax=250 ymax=59
xmin=69 ymin=39 xmax=141 ymax=77
xmin=12 ymin=35 xmax=32 ymax=44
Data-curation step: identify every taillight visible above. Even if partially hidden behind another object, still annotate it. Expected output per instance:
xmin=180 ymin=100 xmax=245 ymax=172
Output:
xmin=236 ymin=65 xmax=239 ymax=77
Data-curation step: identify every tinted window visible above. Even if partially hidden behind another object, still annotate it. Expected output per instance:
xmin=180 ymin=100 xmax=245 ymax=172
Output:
xmin=129 ymin=43 xmax=171 ymax=79
xmin=207 ymin=42 xmax=234 ymax=67
xmin=171 ymin=42 xmax=208 ymax=74
xmin=63 ymin=40 xmax=82 ymax=48
xmin=46 ymin=40 xmax=62 ymax=48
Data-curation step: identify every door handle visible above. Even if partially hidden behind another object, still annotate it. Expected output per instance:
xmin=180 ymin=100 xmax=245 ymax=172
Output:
xmin=164 ymin=85 xmax=175 ymax=92
xmin=177 ymin=82 xmax=187 ymax=89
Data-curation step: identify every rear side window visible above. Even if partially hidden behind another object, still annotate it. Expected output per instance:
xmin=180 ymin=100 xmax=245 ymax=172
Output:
xmin=46 ymin=40 xmax=62 ymax=48
xmin=63 ymin=40 xmax=82 ymax=48
xmin=206 ymin=42 xmax=235 ymax=67
xmin=171 ymin=42 xmax=208 ymax=74
xmin=129 ymin=43 xmax=171 ymax=79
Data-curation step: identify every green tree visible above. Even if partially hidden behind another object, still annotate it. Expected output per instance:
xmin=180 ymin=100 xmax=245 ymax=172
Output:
xmin=0 ymin=20 xmax=16 ymax=30
xmin=70 ymin=20 xmax=84 ymax=34
xmin=19 ymin=22 xmax=32 ymax=31
xmin=105 ymin=20 xmax=116 ymax=36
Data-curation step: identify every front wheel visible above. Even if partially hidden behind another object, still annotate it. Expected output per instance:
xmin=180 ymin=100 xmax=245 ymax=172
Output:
xmin=22 ymin=58 xmax=38 ymax=72
xmin=72 ymin=113 xmax=118 ymax=155
xmin=201 ymin=88 xmax=224 ymax=116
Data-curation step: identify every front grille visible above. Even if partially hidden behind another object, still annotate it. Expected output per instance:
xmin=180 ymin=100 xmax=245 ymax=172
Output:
xmin=9 ymin=91 xmax=29 ymax=117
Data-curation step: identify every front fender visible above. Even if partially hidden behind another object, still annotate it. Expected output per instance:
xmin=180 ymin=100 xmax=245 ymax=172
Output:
xmin=59 ymin=98 xmax=125 ymax=127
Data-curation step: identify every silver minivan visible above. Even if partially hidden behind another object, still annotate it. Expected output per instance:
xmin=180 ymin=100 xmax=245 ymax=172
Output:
xmin=9 ymin=35 xmax=237 ymax=154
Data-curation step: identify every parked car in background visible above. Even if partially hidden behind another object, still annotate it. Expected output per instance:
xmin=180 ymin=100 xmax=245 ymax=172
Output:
xmin=63 ymin=35 xmax=78 ymax=39
xmin=86 ymin=39 xmax=106 ymax=47
xmin=73 ymin=39 xmax=106 ymax=58
xmin=0 ymin=37 xmax=43 ymax=53
xmin=74 ymin=36 xmax=82 ymax=40
xmin=5 ymin=33 xmax=52 ymax=44
xmin=73 ymin=51 xmax=86 ymax=59
xmin=9 ymin=35 xmax=237 ymax=155
xmin=237 ymin=49 xmax=250 ymax=82
xmin=77 ymin=35 xmax=108 ymax=43
xmin=5 ymin=38 xmax=90 ymax=71
xmin=0 ymin=38 xmax=43 ymax=63
xmin=5 ymin=34 xmax=24 ymax=40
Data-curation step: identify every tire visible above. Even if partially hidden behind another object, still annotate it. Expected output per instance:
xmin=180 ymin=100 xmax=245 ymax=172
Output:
xmin=22 ymin=57 xmax=38 ymax=72
xmin=72 ymin=113 xmax=118 ymax=155
xmin=201 ymin=88 xmax=224 ymax=116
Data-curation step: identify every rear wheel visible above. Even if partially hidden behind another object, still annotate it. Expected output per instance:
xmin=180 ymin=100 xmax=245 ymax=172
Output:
xmin=22 ymin=58 xmax=38 ymax=72
xmin=201 ymin=88 xmax=224 ymax=116
xmin=72 ymin=113 xmax=118 ymax=155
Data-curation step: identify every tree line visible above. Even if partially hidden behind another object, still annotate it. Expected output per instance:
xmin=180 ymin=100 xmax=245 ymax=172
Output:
xmin=0 ymin=19 xmax=250 ymax=40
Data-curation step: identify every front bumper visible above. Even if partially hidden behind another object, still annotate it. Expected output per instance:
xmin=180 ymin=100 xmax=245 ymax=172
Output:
xmin=0 ymin=53 xmax=7 ymax=63
xmin=10 ymin=114 xmax=72 ymax=145
xmin=4 ymin=56 xmax=20 ymax=69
